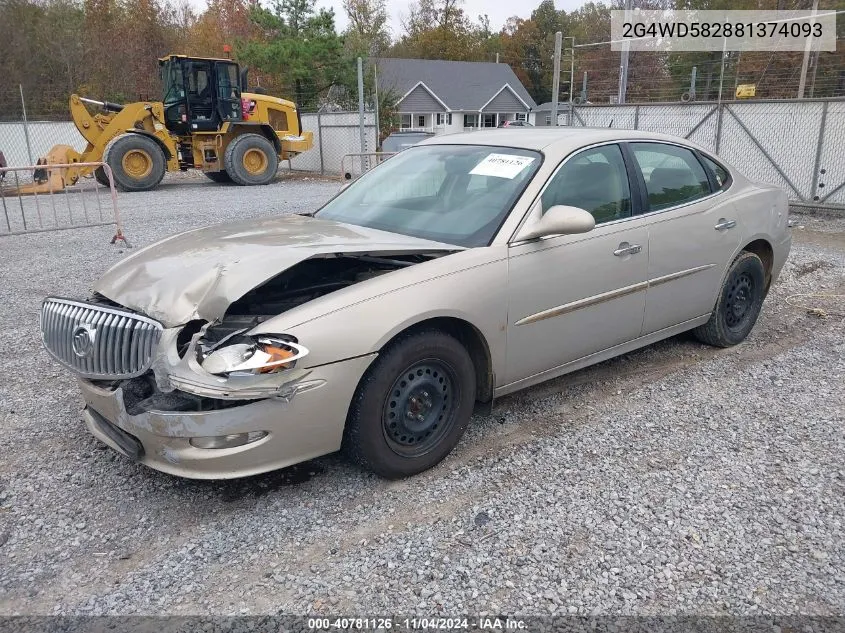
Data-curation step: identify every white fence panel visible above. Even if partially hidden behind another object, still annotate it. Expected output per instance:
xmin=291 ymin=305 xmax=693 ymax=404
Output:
xmin=0 ymin=121 xmax=82 ymax=167
xmin=289 ymin=112 xmax=377 ymax=176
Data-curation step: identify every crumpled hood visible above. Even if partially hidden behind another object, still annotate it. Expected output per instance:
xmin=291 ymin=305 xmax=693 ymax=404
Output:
xmin=94 ymin=214 xmax=458 ymax=327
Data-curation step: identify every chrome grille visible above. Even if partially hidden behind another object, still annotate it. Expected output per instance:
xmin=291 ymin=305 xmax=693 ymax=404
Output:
xmin=40 ymin=298 xmax=162 ymax=379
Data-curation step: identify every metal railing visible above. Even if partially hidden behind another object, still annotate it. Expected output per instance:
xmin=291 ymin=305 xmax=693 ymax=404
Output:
xmin=0 ymin=161 xmax=129 ymax=244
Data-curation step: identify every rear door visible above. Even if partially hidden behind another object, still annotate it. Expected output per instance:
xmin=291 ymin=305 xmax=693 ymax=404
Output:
xmin=627 ymin=142 xmax=742 ymax=335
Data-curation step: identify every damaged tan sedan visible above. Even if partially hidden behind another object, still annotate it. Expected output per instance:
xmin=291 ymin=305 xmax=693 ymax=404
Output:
xmin=40 ymin=129 xmax=791 ymax=479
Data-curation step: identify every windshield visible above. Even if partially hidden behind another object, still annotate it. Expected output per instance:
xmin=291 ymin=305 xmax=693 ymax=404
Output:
xmin=161 ymin=60 xmax=184 ymax=105
xmin=315 ymin=145 xmax=541 ymax=247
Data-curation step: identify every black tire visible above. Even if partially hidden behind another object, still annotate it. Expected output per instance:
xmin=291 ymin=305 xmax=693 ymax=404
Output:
xmin=343 ymin=330 xmax=476 ymax=479
xmin=693 ymin=251 xmax=766 ymax=347
xmin=223 ymin=133 xmax=279 ymax=186
xmin=203 ymin=170 xmax=232 ymax=183
xmin=94 ymin=166 xmax=110 ymax=187
xmin=103 ymin=134 xmax=166 ymax=192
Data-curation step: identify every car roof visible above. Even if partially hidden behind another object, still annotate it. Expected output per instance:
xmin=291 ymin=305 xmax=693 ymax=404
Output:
xmin=418 ymin=127 xmax=711 ymax=156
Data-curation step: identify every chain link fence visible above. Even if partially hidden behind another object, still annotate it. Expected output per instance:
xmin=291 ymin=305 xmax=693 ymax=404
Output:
xmin=561 ymin=97 xmax=845 ymax=211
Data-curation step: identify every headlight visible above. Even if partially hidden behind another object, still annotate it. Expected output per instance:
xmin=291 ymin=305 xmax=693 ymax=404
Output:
xmin=200 ymin=336 xmax=308 ymax=376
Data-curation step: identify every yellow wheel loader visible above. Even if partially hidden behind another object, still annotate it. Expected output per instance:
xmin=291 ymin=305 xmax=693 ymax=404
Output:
xmin=15 ymin=55 xmax=313 ymax=194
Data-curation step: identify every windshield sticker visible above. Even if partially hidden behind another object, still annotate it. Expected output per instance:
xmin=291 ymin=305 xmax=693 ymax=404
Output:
xmin=470 ymin=153 xmax=535 ymax=179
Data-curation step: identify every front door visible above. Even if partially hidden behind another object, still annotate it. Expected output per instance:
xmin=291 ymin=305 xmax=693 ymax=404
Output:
xmin=506 ymin=143 xmax=649 ymax=385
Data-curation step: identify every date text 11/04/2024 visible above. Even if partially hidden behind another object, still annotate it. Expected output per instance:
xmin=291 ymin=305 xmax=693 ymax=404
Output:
xmin=307 ymin=617 xmax=528 ymax=630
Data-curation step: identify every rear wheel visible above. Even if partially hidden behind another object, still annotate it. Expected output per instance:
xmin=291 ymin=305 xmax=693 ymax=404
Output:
xmin=103 ymin=134 xmax=166 ymax=192
xmin=223 ymin=133 xmax=278 ymax=186
xmin=343 ymin=330 xmax=476 ymax=479
xmin=693 ymin=251 xmax=766 ymax=347
xmin=203 ymin=170 xmax=232 ymax=183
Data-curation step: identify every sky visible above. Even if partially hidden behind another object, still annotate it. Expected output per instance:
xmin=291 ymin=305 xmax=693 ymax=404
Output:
xmin=315 ymin=0 xmax=588 ymax=35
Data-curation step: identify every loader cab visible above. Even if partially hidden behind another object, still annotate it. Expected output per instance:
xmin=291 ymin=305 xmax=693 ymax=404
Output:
xmin=160 ymin=55 xmax=243 ymax=135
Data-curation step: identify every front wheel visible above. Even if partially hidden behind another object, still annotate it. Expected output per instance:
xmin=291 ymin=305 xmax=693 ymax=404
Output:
xmin=693 ymin=251 xmax=766 ymax=347
xmin=223 ymin=134 xmax=279 ymax=186
xmin=343 ymin=330 xmax=476 ymax=479
xmin=103 ymin=134 xmax=167 ymax=192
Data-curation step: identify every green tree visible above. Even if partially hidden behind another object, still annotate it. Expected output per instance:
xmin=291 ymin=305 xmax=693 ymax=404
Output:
xmin=343 ymin=0 xmax=391 ymax=56
xmin=392 ymin=0 xmax=493 ymax=61
xmin=240 ymin=0 xmax=347 ymax=108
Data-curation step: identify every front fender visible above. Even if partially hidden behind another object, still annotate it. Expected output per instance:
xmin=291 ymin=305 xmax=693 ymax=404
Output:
xmin=254 ymin=254 xmax=510 ymax=381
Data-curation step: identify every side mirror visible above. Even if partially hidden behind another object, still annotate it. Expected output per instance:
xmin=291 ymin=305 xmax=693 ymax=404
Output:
xmin=517 ymin=205 xmax=595 ymax=241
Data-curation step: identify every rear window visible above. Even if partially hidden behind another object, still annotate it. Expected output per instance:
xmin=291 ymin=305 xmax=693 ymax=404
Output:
xmin=701 ymin=155 xmax=731 ymax=191
xmin=630 ymin=142 xmax=711 ymax=212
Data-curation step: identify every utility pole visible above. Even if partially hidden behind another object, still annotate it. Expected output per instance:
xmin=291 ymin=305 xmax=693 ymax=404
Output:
xmin=618 ymin=0 xmax=632 ymax=104
xmin=568 ymin=37 xmax=575 ymax=125
xmin=357 ymin=57 xmax=366 ymax=168
xmin=373 ymin=62 xmax=380 ymax=150
xmin=551 ymin=31 xmax=562 ymax=127
xmin=798 ymin=0 xmax=819 ymax=99
xmin=19 ymin=85 xmax=33 ymax=165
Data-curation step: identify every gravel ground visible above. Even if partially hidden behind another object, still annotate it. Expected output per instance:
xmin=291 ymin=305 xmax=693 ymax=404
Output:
xmin=0 ymin=174 xmax=843 ymax=617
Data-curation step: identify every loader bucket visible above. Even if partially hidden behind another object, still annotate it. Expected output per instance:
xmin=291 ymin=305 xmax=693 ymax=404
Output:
xmin=6 ymin=145 xmax=84 ymax=195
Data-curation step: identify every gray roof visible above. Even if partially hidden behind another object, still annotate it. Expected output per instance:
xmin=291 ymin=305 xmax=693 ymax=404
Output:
xmin=375 ymin=58 xmax=537 ymax=111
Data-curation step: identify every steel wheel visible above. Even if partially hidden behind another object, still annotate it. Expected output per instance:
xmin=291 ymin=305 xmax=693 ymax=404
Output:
xmin=692 ymin=251 xmax=766 ymax=348
xmin=382 ymin=359 xmax=459 ymax=458
xmin=242 ymin=148 xmax=269 ymax=175
xmin=724 ymin=271 xmax=755 ymax=329
xmin=121 ymin=149 xmax=153 ymax=179
xmin=344 ymin=329 xmax=476 ymax=478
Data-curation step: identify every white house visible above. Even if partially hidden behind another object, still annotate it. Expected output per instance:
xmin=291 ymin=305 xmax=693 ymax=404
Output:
xmin=375 ymin=58 xmax=537 ymax=135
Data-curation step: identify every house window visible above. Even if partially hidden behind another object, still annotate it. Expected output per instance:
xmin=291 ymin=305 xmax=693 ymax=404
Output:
xmin=545 ymin=116 xmax=551 ymax=125
xmin=417 ymin=115 xmax=426 ymax=128
xmin=436 ymin=113 xmax=452 ymax=126
xmin=464 ymin=113 xmax=478 ymax=128
xmin=515 ymin=113 xmax=527 ymax=121
xmin=400 ymin=114 xmax=412 ymax=129
xmin=482 ymin=113 xmax=496 ymax=128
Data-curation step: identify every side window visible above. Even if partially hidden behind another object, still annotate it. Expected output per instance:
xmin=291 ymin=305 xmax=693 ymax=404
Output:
xmin=701 ymin=154 xmax=731 ymax=191
xmin=541 ymin=144 xmax=632 ymax=224
xmin=630 ymin=142 xmax=711 ymax=211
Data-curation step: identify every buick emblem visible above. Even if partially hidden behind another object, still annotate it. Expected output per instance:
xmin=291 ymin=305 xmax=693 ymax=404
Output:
xmin=72 ymin=324 xmax=97 ymax=358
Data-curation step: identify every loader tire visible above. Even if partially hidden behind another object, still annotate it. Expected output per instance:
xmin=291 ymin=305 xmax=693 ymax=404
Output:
xmin=94 ymin=167 xmax=111 ymax=188
xmin=103 ymin=134 xmax=166 ymax=192
xmin=203 ymin=170 xmax=232 ymax=183
xmin=224 ymin=134 xmax=278 ymax=186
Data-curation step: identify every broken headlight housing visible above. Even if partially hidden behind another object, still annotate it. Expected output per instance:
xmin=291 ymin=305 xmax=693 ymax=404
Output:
xmin=199 ymin=335 xmax=308 ymax=377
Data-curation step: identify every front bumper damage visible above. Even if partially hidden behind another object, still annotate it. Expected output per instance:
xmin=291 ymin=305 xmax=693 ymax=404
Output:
xmin=78 ymin=352 xmax=376 ymax=479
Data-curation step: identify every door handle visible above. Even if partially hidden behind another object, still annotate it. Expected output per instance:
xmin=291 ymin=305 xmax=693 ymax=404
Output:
xmin=714 ymin=219 xmax=737 ymax=231
xmin=614 ymin=242 xmax=642 ymax=257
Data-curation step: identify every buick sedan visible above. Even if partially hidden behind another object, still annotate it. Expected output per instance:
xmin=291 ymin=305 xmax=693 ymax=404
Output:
xmin=40 ymin=129 xmax=791 ymax=479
